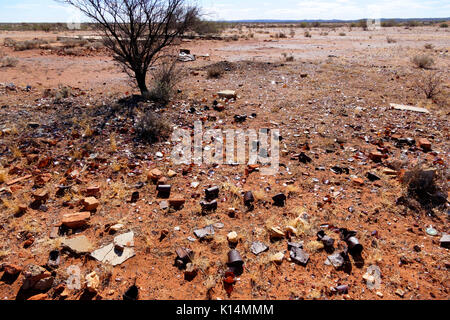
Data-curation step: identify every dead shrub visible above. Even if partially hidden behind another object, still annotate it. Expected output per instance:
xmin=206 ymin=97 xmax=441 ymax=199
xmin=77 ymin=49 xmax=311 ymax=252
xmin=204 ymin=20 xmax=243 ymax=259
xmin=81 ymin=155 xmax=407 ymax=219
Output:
xmin=3 ymin=38 xmax=16 ymax=47
xmin=50 ymin=86 xmax=72 ymax=101
xmin=89 ymin=41 xmax=105 ymax=50
xmin=13 ymin=39 xmax=48 ymax=51
xmin=207 ymin=65 xmax=223 ymax=79
xmin=412 ymin=55 xmax=434 ymax=69
xmin=61 ymin=39 xmax=88 ymax=48
xmin=339 ymin=32 xmax=346 ymax=36
xmin=134 ymin=111 xmax=172 ymax=143
xmin=414 ymin=71 xmax=442 ymax=99
xmin=281 ymin=53 xmax=294 ymax=62
xmin=1 ymin=56 xmax=19 ymax=67
xmin=146 ymin=59 xmax=181 ymax=105
xmin=424 ymin=43 xmax=433 ymax=50
xmin=285 ymin=55 xmax=294 ymax=62
xmin=304 ymin=31 xmax=312 ymax=38
xmin=63 ymin=47 xmax=84 ymax=56
xmin=398 ymin=166 xmax=448 ymax=212
xmin=386 ymin=37 xmax=397 ymax=43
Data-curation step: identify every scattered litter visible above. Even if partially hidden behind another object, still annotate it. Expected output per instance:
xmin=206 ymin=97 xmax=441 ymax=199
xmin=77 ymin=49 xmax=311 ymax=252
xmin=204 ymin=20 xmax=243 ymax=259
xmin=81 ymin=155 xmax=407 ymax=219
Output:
xmin=390 ymin=103 xmax=430 ymax=114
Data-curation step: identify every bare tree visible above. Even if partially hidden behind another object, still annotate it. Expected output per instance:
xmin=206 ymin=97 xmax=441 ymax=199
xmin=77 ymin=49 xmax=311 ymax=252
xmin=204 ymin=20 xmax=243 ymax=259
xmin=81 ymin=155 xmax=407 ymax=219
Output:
xmin=59 ymin=0 xmax=199 ymax=95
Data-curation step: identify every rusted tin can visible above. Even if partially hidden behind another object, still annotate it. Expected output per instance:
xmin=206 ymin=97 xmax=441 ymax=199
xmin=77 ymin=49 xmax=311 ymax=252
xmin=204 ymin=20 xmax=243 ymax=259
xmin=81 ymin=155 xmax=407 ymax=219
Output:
xmin=227 ymin=249 xmax=244 ymax=267
xmin=205 ymin=186 xmax=219 ymax=200
xmin=244 ymin=191 xmax=254 ymax=206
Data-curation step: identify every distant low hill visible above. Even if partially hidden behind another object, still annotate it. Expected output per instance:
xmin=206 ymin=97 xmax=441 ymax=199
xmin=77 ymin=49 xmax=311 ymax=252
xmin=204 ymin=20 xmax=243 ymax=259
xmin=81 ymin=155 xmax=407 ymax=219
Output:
xmin=219 ymin=18 xmax=449 ymax=23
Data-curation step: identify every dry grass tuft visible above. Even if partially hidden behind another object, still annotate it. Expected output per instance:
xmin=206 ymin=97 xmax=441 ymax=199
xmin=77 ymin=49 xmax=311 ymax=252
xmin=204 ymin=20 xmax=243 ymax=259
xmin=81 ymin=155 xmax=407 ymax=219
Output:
xmin=207 ymin=65 xmax=223 ymax=79
xmin=134 ymin=111 xmax=172 ymax=143
xmin=1 ymin=56 xmax=19 ymax=67
xmin=0 ymin=168 xmax=7 ymax=183
xmin=412 ymin=55 xmax=434 ymax=69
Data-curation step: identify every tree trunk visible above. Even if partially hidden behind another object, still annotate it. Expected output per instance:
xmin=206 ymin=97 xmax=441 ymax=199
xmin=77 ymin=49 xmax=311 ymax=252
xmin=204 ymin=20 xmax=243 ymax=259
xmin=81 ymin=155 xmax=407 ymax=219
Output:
xmin=135 ymin=71 xmax=148 ymax=96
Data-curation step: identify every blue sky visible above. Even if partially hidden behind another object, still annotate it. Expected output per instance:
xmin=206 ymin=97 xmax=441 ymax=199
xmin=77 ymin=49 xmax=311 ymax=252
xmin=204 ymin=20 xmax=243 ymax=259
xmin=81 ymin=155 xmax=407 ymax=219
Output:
xmin=0 ymin=0 xmax=449 ymax=22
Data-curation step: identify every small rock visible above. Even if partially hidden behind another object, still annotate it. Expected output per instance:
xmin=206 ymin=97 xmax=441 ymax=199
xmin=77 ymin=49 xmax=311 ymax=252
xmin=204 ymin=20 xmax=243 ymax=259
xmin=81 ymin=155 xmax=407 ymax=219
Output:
xmin=148 ymin=168 xmax=163 ymax=181
xmin=383 ymin=168 xmax=397 ymax=176
xmin=167 ymin=169 xmax=177 ymax=178
xmin=395 ymin=288 xmax=405 ymax=298
xmin=61 ymin=212 xmax=91 ymax=229
xmin=352 ymin=177 xmax=364 ymax=186
xmin=269 ymin=227 xmax=284 ymax=240
xmin=3 ymin=264 xmax=22 ymax=275
xmin=86 ymin=185 xmax=100 ymax=197
xmin=270 ymin=252 xmax=285 ymax=264
xmin=21 ymin=264 xmax=52 ymax=291
xmin=32 ymin=189 xmax=49 ymax=202
xmin=83 ymin=197 xmax=100 ymax=211
xmin=85 ymin=271 xmax=100 ymax=293
xmin=417 ymin=138 xmax=431 ymax=151
xmin=34 ymin=277 xmax=54 ymax=291
xmin=110 ymin=224 xmax=124 ymax=233
xmin=368 ymin=151 xmax=384 ymax=162
xmin=27 ymin=293 xmax=48 ymax=300
xmin=227 ymin=231 xmax=238 ymax=244
xmin=285 ymin=225 xmax=298 ymax=236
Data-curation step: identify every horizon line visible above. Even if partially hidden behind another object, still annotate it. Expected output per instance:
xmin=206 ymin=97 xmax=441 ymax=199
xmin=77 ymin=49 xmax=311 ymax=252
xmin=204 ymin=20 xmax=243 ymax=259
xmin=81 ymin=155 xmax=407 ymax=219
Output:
xmin=0 ymin=17 xmax=449 ymax=24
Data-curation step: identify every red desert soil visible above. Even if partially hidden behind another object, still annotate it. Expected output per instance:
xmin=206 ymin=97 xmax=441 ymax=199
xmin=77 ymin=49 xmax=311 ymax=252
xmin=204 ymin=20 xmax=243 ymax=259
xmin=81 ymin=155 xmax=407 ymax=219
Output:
xmin=0 ymin=26 xmax=449 ymax=300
